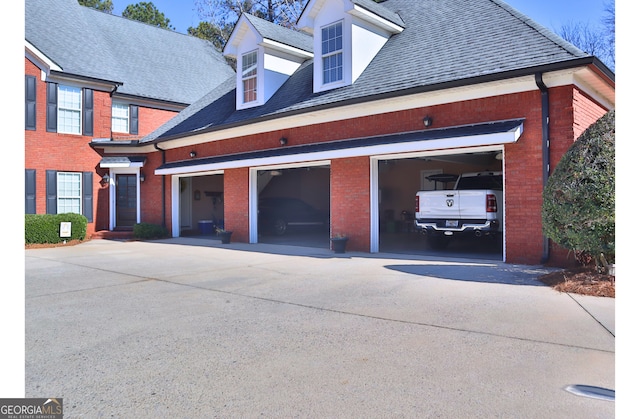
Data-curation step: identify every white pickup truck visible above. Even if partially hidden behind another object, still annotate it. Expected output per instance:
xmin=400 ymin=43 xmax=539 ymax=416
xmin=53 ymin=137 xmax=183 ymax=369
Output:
xmin=414 ymin=171 xmax=503 ymax=249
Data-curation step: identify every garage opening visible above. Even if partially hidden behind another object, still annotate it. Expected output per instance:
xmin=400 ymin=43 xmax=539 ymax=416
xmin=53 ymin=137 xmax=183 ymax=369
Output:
xmin=178 ymin=174 xmax=225 ymax=237
xmin=256 ymin=165 xmax=330 ymax=248
xmin=376 ymin=149 xmax=504 ymax=260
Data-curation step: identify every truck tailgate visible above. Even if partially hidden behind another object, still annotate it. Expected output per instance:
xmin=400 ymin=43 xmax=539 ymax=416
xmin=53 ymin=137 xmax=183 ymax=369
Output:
xmin=416 ymin=191 xmax=460 ymax=219
xmin=458 ymin=190 xmax=492 ymax=219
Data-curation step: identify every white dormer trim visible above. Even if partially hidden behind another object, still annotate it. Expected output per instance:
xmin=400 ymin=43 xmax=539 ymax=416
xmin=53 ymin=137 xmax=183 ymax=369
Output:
xmin=224 ymin=14 xmax=312 ymax=110
xmin=260 ymin=39 xmax=314 ymax=60
xmin=299 ymin=0 xmax=402 ymax=94
xmin=349 ymin=4 xmax=404 ymax=34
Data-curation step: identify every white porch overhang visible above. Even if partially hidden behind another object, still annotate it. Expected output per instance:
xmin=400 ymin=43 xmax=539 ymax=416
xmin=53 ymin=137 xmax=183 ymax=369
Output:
xmin=154 ymin=119 xmax=524 ymax=176
xmin=99 ymin=156 xmax=146 ymax=168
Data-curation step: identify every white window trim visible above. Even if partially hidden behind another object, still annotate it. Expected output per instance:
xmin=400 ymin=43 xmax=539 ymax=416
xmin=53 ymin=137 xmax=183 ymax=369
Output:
xmin=321 ymin=20 xmax=344 ymax=86
xmin=111 ymin=102 xmax=130 ymax=134
xmin=314 ymin=18 xmax=351 ymax=93
xmin=57 ymin=85 xmax=82 ymax=135
xmin=241 ymin=49 xmax=259 ymax=105
xmin=56 ymin=171 xmax=82 ymax=214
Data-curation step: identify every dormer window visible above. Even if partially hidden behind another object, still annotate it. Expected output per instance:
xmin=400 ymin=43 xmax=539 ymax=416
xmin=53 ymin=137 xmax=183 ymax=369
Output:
xmin=321 ymin=21 xmax=343 ymax=84
xmin=298 ymin=0 xmax=404 ymax=94
xmin=242 ymin=50 xmax=258 ymax=103
xmin=224 ymin=13 xmax=313 ymax=110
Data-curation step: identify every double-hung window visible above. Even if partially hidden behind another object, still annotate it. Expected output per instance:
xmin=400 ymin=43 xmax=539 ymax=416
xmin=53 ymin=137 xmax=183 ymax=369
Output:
xmin=242 ymin=50 xmax=258 ymax=103
xmin=322 ymin=21 xmax=343 ymax=84
xmin=57 ymin=172 xmax=82 ymax=214
xmin=57 ymin=85 xmax=82 ymax=134
xmin=112 ymin=102 xmax=130 ymax=133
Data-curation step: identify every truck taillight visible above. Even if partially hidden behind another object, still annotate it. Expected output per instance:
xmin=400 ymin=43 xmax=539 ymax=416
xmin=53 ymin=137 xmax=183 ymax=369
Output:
xmin=415 ymin=195 xmax=420 ymax=213
xmin=486 ymin=194 xmax=497 ymax=213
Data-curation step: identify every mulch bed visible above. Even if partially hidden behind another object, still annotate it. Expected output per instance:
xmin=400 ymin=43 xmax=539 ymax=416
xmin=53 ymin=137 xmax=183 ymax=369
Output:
xmin=25 ymin=239 xmax=85 ymax=250
xmin=538 ymin=266 xmax=615 ymax=298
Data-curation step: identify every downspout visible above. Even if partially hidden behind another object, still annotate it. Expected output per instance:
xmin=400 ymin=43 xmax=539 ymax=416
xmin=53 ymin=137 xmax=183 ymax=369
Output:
xmin=154 ymin=143 xmax=167 ymax=228
xmin=535 ymin=72 xmax=550 ymax=263
xmin=109 ymin=85 xmax=118 ymax=141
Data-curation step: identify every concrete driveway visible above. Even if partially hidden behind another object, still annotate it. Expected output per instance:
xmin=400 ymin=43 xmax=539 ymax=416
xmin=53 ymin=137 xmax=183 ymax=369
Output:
xmin=25 ymin=238 xmax=615 ymax=418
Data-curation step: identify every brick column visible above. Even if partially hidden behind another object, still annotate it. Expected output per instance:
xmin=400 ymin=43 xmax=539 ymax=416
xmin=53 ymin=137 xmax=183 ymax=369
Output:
xmin=224 ymin=167 xmax=249 ymax=242
xmin=330 ymin=157 xmax=370 ymax=252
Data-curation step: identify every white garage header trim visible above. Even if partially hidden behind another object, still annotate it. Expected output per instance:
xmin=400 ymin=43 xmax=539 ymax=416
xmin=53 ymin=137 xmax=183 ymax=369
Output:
xmin=155 ymin=119 xmax=523 ymax=176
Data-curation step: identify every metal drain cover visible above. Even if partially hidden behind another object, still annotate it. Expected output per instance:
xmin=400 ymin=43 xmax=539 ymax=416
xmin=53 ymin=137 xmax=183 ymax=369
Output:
xmin=565 ymin=385 xmax=615 ymax=401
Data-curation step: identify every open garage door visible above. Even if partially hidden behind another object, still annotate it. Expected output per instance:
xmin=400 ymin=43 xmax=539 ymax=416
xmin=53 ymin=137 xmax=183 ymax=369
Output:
xmin=253 ymin=165 xmax=330 ymax=248
xmin=178 ymin=173 xmax=225 ymax=237
xmin=374 ymin=147 xmax=505 ymax=261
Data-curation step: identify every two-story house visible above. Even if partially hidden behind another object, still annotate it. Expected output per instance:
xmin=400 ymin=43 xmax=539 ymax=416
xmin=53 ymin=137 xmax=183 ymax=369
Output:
xmin=24 ymin=0 xmax=235 ymax=236
xmin=87 ymin=0 xmax=614 ymax=266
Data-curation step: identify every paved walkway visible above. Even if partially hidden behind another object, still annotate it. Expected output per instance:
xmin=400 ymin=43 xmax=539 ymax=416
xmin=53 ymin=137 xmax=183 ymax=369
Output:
xmin=24 ymin=238 xmax=614 ymax=418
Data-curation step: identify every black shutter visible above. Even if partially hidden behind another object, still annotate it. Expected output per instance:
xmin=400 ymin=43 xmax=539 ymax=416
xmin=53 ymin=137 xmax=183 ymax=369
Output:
xmin=82 ymin=172 xmax=93 ymax=222
xmin=129 ymin=105 xmax=138 ymax=135
xmin=25 ymin=169 xmax=36 ymax=214
xmin=46 ymin=170 xmax=57 ymax=214
xmin=25 ymin=76 xmax=36 ymax=130
xmin=46 ymin=82 xmax=58 ymax=132
xmin=83 ymin=88 xmax=93 ymax=136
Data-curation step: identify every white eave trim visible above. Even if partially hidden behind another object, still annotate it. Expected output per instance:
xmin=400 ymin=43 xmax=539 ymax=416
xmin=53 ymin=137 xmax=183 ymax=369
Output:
xmin=349 ymin=5 xmax=404 ymax=34
xmin=100 ymin=161 xmax=145 ymax=169
xmin=25 ymin=40 xmax=62 ymax=73
xmin=154 ymin=122 xmax=522 ymax=176
xmin=260 ymin=38 xmax=314 ymax=59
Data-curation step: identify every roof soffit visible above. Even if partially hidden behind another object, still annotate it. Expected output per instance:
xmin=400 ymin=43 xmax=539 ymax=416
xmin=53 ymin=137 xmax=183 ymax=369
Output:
xmin=223 ymin=15 xmax=261 ymax=58
xmin=348 ymin=4 xmax=403 ymax=34
xmin=298 ymin=0 xmax=401 ymax=34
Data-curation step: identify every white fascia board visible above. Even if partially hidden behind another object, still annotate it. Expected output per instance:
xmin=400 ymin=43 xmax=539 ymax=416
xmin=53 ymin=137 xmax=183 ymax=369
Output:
xmin=223 ymin=16 xmax=253 ymax=58
xmin=541 ymin=67 xmax=614 ymax=110
xmin=100 ymin=162 xmax=144 ymax=168
xmin=110 ymin=93 xmax=187 ymax=112
xmin=154 ymin=123 xmax=522 ymax=176
xmin=260 ymin=39 xmax=313 ymax=59
xmin=25 ymin=41 xmax=62 ymax=74
xmin=349 ymin=4 xmax=403 ymax=34
xmin=297 ymin=0 xmax=325 ymax=33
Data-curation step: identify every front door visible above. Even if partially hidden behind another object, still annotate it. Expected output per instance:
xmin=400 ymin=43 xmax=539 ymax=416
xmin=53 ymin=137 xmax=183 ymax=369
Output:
xmin=116 ymin=174 xmax=137 ymax=228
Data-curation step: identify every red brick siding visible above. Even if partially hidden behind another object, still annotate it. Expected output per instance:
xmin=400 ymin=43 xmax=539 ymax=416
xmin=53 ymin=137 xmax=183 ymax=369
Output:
xmin=112 ymin=106 xmax=176 ymax=139
xmin=544 ymin=86 xmax=608 ymax=267
xmin=139 ymin=152 xmax=167 ymax=226
xmin=25 ymin=57 xmax=179 ymax=235
xmin=25 ymin=59 xmax=107 ymax=236
xmin=224 ymin=168 xmax=250 ymax=242
xmin=142 ymin=84 xmax=607 ymax=266
xmin=330 ymin=157 xmax=371 ymax=251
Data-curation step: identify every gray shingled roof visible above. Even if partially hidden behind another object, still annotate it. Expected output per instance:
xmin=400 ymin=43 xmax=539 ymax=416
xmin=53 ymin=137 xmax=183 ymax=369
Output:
xmin=143 ymin=0 xmax=600 ymax=143
xmin=244 ymin=13 xmax=313 ymax=53
xmin=25 ymin=0 xmax=235 ymax=105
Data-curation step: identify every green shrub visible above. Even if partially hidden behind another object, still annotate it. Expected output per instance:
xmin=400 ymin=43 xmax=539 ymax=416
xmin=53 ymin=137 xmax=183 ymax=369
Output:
xmin=542 ymin=110 xmax=615 ymax=267
xmin=133 ymin=222 xmax=169 ymax=240
xmin=25 ymin=213 xmax=88 ymax=244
